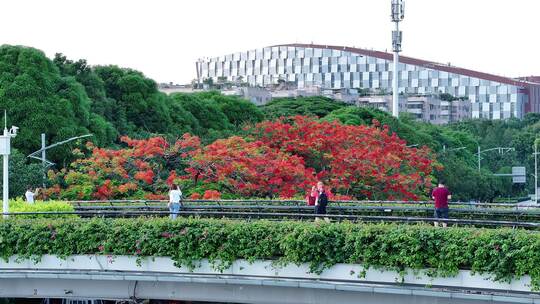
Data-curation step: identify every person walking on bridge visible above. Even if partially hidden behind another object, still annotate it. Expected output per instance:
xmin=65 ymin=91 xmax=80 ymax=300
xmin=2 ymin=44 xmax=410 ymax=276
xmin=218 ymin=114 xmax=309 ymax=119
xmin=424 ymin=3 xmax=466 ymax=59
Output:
xmin=432 ymin=181 xmax=451 ymax=227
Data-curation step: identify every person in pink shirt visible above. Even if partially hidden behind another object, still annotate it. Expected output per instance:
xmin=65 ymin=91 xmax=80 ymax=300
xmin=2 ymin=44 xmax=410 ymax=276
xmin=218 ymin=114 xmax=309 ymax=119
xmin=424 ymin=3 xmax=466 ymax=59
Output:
xmin=306 ymin=186 xmax=317 ymax=206
xmin=313 ymin=181 xmax=332 ymax=222
xmin=432 ymin=181 xmax=452 ymax=227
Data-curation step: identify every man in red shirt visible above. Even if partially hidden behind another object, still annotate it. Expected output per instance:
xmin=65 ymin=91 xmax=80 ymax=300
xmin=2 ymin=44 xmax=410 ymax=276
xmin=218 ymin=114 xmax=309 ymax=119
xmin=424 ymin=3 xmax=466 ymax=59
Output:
xmin=432 ymin=181 xmax=452 ymax=227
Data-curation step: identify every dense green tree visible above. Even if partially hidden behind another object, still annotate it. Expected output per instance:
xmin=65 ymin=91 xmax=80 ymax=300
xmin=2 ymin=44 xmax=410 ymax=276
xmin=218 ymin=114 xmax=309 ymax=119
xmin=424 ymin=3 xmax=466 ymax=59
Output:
xmin=170 ymin=92 xmax=233 ymax=142
xmin=323 ymin=106 xmax=387 ymax=126
xmin=8 ymin=149 xmax=42 ymax=197
xmin=448 ymin=116 xmax=540 ymax=199
xmin=0 ymin=45 xmax=104 ymax=164
xmin=93 ymin=65 xmax=159 ymax=135
xmin=53 ymin=53 xmax=118 ymax=135
xmin=324 ymin=107 xmax=436 ymax=148
xmin=261 ymin=96 xmax=348 ymax=119
xmin=207 ymin=93 xmax=264 ymax=127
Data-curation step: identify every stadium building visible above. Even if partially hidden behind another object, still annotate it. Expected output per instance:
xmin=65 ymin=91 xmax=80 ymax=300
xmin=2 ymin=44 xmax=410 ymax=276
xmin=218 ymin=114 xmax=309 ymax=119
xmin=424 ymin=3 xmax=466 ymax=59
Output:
xmin=196 ymin=43 xmax=540 ymax=120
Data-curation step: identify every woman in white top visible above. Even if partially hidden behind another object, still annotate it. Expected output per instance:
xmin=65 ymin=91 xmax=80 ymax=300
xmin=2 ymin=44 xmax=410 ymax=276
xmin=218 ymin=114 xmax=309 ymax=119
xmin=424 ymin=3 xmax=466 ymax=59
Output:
xmin=25 ymin=187 xmax=38 ymax=204
xmin=168 ymin=185 xmax=183 ymax=219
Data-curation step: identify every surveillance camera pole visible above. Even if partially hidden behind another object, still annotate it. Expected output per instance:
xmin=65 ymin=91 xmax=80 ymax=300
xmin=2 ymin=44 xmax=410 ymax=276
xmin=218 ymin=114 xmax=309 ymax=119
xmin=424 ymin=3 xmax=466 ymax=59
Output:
xmin=0 ymin=111 xmax=17 ymax=218
xmin=2 ymin=128 xmax=9 ymax=218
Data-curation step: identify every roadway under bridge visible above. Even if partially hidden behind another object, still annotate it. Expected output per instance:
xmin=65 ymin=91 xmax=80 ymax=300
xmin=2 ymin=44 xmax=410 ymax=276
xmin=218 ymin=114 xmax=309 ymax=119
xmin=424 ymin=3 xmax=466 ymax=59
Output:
xmin=0 ymin=255 xmax=538 ymax=304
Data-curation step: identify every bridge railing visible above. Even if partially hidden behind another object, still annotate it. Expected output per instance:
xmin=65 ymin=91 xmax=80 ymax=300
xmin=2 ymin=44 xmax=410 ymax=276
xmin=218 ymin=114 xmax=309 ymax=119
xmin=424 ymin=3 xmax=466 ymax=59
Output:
xmin=66 ymin=199 xmax=528 ymax=208
xmin=5 ymin=199 xmax=538 ymax=228
xmin=66 ymin=201 xmax=540 ymax=222
xmin=4 ymin=210 xmax=540 ymax=229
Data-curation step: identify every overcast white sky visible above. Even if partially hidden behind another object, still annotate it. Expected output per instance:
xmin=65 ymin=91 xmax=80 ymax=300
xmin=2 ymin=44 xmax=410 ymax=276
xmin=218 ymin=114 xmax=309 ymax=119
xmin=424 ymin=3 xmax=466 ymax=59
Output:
xmin=0 ymin=0 xmax=538 ymax=84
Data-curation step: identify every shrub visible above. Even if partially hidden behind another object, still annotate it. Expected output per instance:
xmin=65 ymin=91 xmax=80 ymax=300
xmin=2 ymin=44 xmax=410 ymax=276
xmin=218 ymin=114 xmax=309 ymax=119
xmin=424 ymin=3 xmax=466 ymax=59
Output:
xmin=0 ymin=218 xmax=539 ymax=290
xmin=8 ymin=198 xmax=76 ymax=218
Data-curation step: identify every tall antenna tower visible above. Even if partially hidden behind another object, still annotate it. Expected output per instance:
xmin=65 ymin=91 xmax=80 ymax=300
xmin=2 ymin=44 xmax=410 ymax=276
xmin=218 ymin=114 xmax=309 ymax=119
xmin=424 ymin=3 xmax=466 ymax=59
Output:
xmin=391 ymin=0 xmax=404 ymax=118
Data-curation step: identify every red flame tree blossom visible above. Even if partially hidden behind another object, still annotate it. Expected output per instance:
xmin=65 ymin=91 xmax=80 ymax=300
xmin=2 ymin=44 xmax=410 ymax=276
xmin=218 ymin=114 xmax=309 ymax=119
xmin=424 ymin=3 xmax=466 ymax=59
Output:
xmin=48 ymin=134 xmax=201 ymax=200
xmin=186 ymin=136 xmax=316 ymax=198
xmin=250 ymin=116 xmax=437 ymax=200
xmin=49 ymin=116 xmax=438 ymax=200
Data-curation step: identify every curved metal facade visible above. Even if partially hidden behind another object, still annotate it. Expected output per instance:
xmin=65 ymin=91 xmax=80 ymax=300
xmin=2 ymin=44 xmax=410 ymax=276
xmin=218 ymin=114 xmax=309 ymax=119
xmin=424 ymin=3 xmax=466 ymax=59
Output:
xmin=197 ymin=44 xmax=535 ymax=119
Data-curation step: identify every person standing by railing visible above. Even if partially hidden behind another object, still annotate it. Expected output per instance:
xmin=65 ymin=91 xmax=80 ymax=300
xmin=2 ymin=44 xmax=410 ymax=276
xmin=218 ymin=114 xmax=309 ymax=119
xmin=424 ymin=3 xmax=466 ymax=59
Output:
xmin=25 ymin=186 xmax=38 ymax=204
xmin=306 ymin=186 xmax=316 ymax=206
xmin=432 ymin=181 xmax=452 ymax=227
xmin=314 ymin=181 xmax=332 ymax=222
xmin=168 ymin=185 xmax=183 ymax=219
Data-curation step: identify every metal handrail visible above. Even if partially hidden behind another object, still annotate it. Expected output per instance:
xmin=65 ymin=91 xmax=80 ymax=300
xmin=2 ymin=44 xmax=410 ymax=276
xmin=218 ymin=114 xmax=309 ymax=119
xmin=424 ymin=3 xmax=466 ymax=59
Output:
xmin=72 ymin=204 xmax=540 ymax=215
xmin=66 ymin=199 xmax=529 ymax=208
xmin=4 ymin=210 xmax=540 ymax=228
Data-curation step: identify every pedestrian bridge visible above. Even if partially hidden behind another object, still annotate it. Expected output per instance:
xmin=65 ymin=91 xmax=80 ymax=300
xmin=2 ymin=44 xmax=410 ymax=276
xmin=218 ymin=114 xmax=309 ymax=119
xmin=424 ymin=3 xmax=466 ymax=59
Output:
xmin=0 ymin=255 xmax=538 ymax=304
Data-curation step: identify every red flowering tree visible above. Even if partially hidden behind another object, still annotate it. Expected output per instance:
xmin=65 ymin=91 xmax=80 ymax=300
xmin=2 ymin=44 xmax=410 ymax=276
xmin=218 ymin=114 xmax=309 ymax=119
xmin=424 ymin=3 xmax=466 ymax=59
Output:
xmin=186 ymin=136 xmax=316 ymax=198
xmin=48 ymin=134 xmax=201 ymax=200
xmin=203 ymin=190 xmax=221 ymax=200
xmin=250 ymin=116 xmax=437 ymax=200
xmin=49 ymin=116 xmax=438 ymax=201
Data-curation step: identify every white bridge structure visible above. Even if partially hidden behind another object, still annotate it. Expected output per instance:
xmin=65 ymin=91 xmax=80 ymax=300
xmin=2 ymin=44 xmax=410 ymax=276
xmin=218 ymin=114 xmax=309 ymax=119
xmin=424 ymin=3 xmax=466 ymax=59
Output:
xmin=0 ymin=255 xmax=538 ymax=303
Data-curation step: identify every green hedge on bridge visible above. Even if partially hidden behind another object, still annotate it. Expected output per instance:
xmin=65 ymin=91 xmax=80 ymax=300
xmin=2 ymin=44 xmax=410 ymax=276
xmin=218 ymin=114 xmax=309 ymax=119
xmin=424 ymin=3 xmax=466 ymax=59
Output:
xmin=0 ymin=218 xmax=539 ymax=289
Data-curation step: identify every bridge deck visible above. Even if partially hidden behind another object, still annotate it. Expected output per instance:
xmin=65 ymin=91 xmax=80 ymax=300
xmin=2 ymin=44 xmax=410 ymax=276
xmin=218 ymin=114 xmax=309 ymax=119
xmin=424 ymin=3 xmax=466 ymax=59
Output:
xmin=0 ymin=255 xmax=538 ymax=303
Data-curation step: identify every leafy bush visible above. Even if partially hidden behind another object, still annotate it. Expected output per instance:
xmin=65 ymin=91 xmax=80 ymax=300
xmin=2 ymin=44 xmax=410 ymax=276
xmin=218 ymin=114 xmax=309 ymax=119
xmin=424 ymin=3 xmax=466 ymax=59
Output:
xmin=0 ymin=218 xmax=539 ymax=289
xmin=9 ymin=198 xmax=75 ymax=218
xmin=261 ymin=96 xmax=348 ymax=119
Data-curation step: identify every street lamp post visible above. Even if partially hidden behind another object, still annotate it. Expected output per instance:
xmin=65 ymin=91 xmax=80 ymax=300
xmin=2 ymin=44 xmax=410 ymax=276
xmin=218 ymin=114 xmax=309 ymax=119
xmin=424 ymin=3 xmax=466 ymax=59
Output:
xmin=535 ymin=140 xmax=538 ymax=203
xmin=442 ymin=145 xmax=466 ymax=153
xmin=476 ymin=146 xmax=515 ymax=172
xmin=28 ymin=134 xmax=93 ymax=188
xmin=41 ymin=133 xmax=46 ymax=188
xmin=0 ymin=113 xmax=18 ymax=218
xmin=478 ymin=146 xmax=481 ymax=171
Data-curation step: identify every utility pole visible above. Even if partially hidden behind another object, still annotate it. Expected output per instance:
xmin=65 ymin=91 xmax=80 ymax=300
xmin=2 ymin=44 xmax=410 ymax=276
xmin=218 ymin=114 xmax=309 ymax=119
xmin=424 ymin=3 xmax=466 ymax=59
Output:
xmin=391 ymin=0 xmax=404 ymax=118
